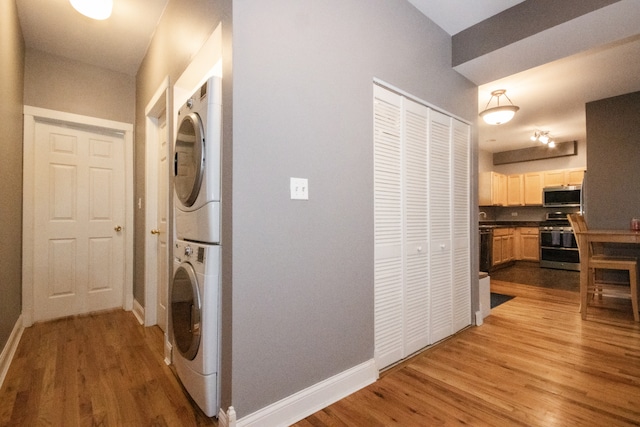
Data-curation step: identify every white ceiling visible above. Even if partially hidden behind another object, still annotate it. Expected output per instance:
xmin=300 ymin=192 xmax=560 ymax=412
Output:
xmin=15 ymin=0 xmax=640 ymax=154
xmin=406 ymin=0 xmax=524 ymax=36
xmin=16 ymin=0 xmax=169 ymax=76
xmin=412 ymin=0 xmax=640 ymax=153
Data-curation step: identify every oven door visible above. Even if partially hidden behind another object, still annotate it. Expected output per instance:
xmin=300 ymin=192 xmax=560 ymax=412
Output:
xmin=540 ymin=229 xmax=577 ymax=248
xmin=539 ymin=229 xmax=580 ymax=271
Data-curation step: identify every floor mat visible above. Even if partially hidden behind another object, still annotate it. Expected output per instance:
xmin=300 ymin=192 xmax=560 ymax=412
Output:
xmin=491 ymin=292 xmax=514 ymax=308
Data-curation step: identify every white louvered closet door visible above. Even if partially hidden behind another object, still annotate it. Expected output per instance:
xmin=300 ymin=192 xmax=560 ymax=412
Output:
xmin=373 ymin=86 xmax=404 ymax=369
xmin=452 ymin=119 xmax=471 ymax=332
xmin=428 ymin=110 xmax=454 ymax=344
xmin=373 ymin=84 xmax=471 ymax=370
xmin=402 ymin=99 xmax=430 ymax=356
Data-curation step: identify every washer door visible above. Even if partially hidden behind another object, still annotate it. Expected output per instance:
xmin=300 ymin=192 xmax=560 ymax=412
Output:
xmin=174 ymin=112 xmax=204 ymax=208
xmin=171 ymin=263 xmax=201 ymax=360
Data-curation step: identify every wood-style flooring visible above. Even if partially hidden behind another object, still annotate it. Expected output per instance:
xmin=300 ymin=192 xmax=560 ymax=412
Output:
xmin=0 ymin=310 xmax=216 ymax=426
xmin=2 ymin=279 xmax=640 ymax=426
xmin=295 ymin=280 xmax=640 ymax=426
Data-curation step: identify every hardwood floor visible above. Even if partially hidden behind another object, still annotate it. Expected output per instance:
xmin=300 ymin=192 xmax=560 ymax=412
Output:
xmin=3 ymin=281 xmax=639 ymax=426
xmin=0 ymin=310 xmax=216 ymax=426
xmin=295 ymin=280 xmax=640 ymax=426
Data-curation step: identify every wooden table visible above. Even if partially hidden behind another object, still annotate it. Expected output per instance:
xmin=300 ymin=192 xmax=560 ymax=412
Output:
xmin=574 ymin=229 xmax=640 ymax=320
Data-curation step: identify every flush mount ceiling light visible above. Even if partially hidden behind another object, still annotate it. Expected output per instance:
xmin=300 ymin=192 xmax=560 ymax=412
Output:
xmin=479 ymin=89 xmax=520 ymax=125
xmin=531 ymin=130 xmax=556 ymax=147
xmin=70 ymin=0 xmax=113 ymax=20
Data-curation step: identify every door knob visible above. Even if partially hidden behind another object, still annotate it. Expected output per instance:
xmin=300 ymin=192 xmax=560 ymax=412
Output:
xmin=114 ymin=225 xmax=123 ymax=232
xmin=151 ymin=229 xmax=160 ymax=235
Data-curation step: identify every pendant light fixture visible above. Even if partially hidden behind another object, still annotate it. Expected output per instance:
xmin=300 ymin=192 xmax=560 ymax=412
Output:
xmin=479 ymin=89 xmax=519 ymax=125
xmin=70 ymin=0 xmax=113 ymax=20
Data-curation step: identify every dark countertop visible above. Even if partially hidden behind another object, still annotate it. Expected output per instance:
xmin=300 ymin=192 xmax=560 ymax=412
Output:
xmin=479 ymin=221 xmax=542 ymax=229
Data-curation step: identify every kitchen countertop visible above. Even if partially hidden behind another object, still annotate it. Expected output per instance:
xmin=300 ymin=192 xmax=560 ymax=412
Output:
xmin=479 ymin=221 xmax=542 ymax=229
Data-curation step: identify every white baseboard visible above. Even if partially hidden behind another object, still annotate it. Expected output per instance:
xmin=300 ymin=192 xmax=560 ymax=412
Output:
xmin=132 ymin=299 xmax=145 ymax=325
xmin=218 ymin=406 xmax=237 ymax=427
xmin=236 ymin=359 xmax=378 ymax=427
xmin=164 ymin=334 xmax=172 ymax=366
xmin=0 ymin=315 xmax=24 ymax=389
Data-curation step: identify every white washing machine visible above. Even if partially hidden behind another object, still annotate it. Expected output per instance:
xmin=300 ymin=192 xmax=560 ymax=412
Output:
xmin=171 ymin=239 xmax=220 ymax=417
xmin=174 ymin=76 xmax=222 ymax=244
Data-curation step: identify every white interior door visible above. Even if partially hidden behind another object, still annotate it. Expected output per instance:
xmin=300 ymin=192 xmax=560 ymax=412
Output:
xmin=33 ymin=121 xmax=126 ymax=322
xmin=156 ymin=117 xmax=169 ymax=331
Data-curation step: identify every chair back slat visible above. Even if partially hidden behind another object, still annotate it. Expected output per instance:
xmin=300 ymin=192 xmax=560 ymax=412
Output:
xmin=567 ymin=213 xmax=589 ymax=257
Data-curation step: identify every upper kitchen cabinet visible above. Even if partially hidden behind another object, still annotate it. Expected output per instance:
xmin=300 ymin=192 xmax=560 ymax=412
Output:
xmin=508 ymin=172 xmax=544 ymax=206
xmin=480 ymin=168 xmax=585 ymax=207
xmin=523 ymin=172 xmax=544 ymax=205
xmin=543 ymin=168 xmax=585 ymax=187
xmin=479 ymin=171 xmax=507 ymax=206
xmin=506 ymin=174 xmax=524 ymax=206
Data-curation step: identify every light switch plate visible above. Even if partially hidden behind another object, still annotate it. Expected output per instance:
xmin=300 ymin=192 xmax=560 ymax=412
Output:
xmin=290 ymin=177 xmax=308 ymax=200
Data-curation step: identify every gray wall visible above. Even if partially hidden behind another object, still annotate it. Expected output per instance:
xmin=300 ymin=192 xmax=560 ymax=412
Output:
xmin=452 ymin=0 xmax=619 ymax=67
xmin=480 ymin=140 xmax=587 ymax=175
xmin=585 ymin=91 xmax=640 ymax=229
xmin=231 ymin=0 xmax=476 ymax=417
xmin=134 ymin=0 xmax=233 ymax=409
xmin=133 ymin=0 xmax=228 ymax=304
xmin=0 ymin=0 xmax=25 ymax=352
xmin=24 ymin=49 xmax=135 ymax=124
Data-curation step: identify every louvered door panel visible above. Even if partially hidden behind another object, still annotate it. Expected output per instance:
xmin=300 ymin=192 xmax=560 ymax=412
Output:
xmin=373 ymin=84 xmax=471 ymax=370
xmin=452 ymin=119 xmax=471 ymax=332
xmin=403 ymin=99 xmax=430 ymax=355
xmin=373 ymin=87 xmax=403 ymax=369
xmin=428 ymin=110 xmax=453 ymax=343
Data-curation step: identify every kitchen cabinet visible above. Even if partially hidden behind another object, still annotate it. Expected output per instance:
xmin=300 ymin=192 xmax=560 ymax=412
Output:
xmin=492 ymin=227 xmax=514 ymax=266
xmin=481 ymin=168 xmax=583 ymax=207
xmin=543 ymin=168 xmax=585 ymax=187
xmin=479 ymin=171 xmax=507 ymax=206
xmin=516 ymin=227 xmax=540 ymax=261
xmin=523 ymin=172 xmax=543 ymax=205
xmin=373 ymin=85 xmax=470 ymax=370
xmin=506 ymin=174 xmax=524 ymax=206
xmin=566 ymin=169 xmax=585 ymax=185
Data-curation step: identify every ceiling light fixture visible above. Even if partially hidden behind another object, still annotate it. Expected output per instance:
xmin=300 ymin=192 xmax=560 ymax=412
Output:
xmin=479 ymin=89 xmax=519 ymax=125
xmin=531 ymin=130 xmax=556 ymax=147
xmin=70 ymin=0 xmax=113 ymax=20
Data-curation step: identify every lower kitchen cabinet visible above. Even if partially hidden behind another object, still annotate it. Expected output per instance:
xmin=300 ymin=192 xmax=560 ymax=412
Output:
xmin=518 ymin=227 xmax=540 ymax=261
xmin=492 ymin=228 xmax=514 ymax=267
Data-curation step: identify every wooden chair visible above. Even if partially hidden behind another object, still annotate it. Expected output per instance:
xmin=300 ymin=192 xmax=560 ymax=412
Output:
xmin=568 ymin=213 xmax=639 ymax=321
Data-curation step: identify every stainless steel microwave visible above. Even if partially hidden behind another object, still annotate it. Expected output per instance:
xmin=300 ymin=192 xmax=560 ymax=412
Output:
xmin=543 ymin=185 xmax=582 ymax=207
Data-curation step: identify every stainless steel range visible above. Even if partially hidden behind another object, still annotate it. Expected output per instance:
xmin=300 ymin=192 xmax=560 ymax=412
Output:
xmin=539 ymin=212 xmax=580 ymax=271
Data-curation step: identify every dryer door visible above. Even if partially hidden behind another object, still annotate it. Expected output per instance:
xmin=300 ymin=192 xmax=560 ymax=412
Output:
xmin=174 ymin=112 xmax=204 ymax=208
xmin=171 ymin=263 xmax=201 ymax=360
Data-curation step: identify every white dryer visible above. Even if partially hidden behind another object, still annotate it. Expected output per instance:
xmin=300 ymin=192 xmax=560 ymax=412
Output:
xmin=171 ymin=239 xmax=220 ymax=417
xmin=174 ymin=76 xmax=222 ymax=244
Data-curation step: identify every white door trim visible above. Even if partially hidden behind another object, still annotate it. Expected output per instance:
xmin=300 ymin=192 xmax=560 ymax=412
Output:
xmin=144 ymin=76 xmax=172 ymax=329
xmin=22 ymin=106 xmax=134 ymax=327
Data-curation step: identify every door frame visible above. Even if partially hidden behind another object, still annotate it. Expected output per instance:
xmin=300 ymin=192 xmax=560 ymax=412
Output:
xmin=22 ymin=106 xmax=134 ymax=327
xmin=143 ymin=76 xmax=172 ymax=331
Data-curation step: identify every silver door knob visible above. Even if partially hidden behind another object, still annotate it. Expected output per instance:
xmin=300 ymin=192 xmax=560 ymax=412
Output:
xmin=114 ymin=225 xmax=122 ymax=232
xmin=151 ymin=229 xmax=160 ymax=235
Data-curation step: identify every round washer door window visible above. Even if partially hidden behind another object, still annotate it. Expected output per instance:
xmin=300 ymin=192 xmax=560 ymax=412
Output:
xmin=174 ymin=112 xmax=204 ymax=207
xmin=171 ymin=263 xmax=201 ymax=360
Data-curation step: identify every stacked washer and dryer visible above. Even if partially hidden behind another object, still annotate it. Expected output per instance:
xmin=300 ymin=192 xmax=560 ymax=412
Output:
xmin=171 ymin=76 xmax=222 ymax=418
